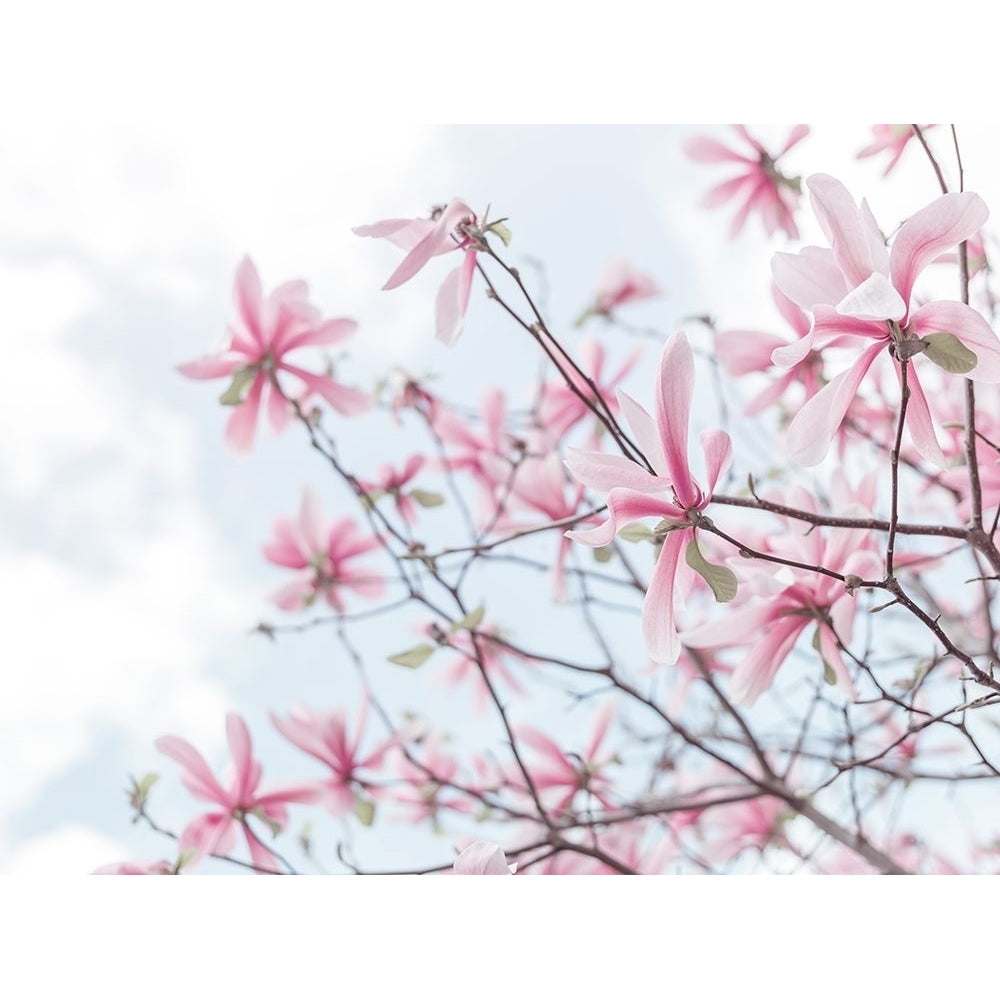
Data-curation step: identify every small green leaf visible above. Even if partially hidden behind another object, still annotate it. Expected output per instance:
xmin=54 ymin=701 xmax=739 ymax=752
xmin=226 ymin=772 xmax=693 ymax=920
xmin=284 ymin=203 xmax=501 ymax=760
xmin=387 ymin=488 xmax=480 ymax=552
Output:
xmin=353 ymin=796 xmax=376 ymax=827
xmin=388 ymin=643 xmax=436 ymax=668
xmin=593 ymin=546 xmax=614 ymax=563
xmin=486 ymin=219 xmax=512 ymax=246
xmin=685 ymin=537 xmax=737 ymax=603
xmin=812 ymin=628 xmax=837 ymax=685
xmin=409 ymin=488 xmax=445 ymax=508
xmin=452 ymin=604 xmax=485 ymax=633
xmin=923 ymin=332 xmax=977 ymax=375
xmin=218 ymin=367 xmax=257 ymax=406
xmin=618 ymin=523 xmax=654 ymax=543
xmin=129 ymin=772 xmax=159 ymax=811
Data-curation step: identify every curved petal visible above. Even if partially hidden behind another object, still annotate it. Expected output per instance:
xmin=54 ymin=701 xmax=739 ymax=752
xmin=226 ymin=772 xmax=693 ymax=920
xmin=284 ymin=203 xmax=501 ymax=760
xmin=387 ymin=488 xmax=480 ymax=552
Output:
xmin=699 ymin=429 xmax=732 ymax=495
xmin=909 ymin=301 xmax=1000 ymax=382
xmin=806 ymin=174 xmax=878 ymax=288
xmin=262 ymin=519 xmax=308 ymax=569
xmin=435 ymin=248 xmax=477 ymax=345
xmin=771 ymin=245 xmax=847 ymax=311
xmin=836 ymin=272 xmax=906 ymax=321
xmin=176 ymin=356 xmax=242 ymax=380
xmin=730 ymin=616 xmax=803 ymax=706
xmin=655 ymin=332 xmax=698 ymax=507
xmin=566 ymin=487 xmax=685 ymax=547
xmin=642 ymin=528 xmax=689 ymax=665
xmin=890 ymin=192 xmax=989 ymax=310
xmin=564 ymin=448 xmax=667 ymax=494
xmin=224 ymin=374 xmax=265 ymax=454
xmin=683 ymin=136 xmax=751 ymax=164
xmin=154 ymin=736 xmax=228 ymax=805
xmin=278 ymin=317 xmax=358 ymax=355
xmin=900 ymin=361 xmax=946 ymax=468
xmin=179 ymin=812 xmax=236 ymax=861
xmin=785 ymin=342 xmax=884 ymax=465
xmin=617 ymin=390 xmax=667 ymax=474
xmin=226 ymin=713 xmax=261 ymax=804
xmin=233 ymin=256 xmax=265 ymax=348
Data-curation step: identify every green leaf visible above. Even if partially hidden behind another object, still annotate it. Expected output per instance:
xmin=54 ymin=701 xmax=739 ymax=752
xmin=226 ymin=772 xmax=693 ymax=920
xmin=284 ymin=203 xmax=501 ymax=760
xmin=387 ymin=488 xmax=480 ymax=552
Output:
xmin=618 ymin=523 xmax=654 ymax=543
xmin=486 ymin=219 xmax=512 ymax=246
xmin=388 ymin=643 xmax=436 ymax=668
xmin=409 ymin=488 xmax=445 ymax=508
xmin=923 ymin=332 xmax=977 ymax=375
xmin=593 ymin=546 xmax=614 ymax=563
xmin=218 ymin=367 xmax=258 ymax=406
xmin=685 ymin=537 xmax=737 ymax=603
xmin=811 ymin=628 xmax=837 ymax=685
xmin=452 ymin=604 xmax=485 ymax=633
xmin=353 ymin=796 xmax=376 ymax=827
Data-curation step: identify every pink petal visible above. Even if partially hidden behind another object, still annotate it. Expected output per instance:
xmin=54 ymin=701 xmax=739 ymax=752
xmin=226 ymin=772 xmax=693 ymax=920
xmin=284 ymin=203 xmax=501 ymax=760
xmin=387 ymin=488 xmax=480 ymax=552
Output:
xmin=176 ymin=356 xmax=242 ymax=380
xmin=617 ymin=390 xmax=667 ymax=474
xmin=699 ymin=429 xmax=733 ymax=495
xmin=226 ymin=713 xmax=260 ymax=804
xmin=730 ymin=616 xmax=804 ymax=706
xmin=262 ymin=519 xmax=308 ymax=569
xmin=643 ymin=528 xmax=689 ymax=664
xmin=900 ymin=361 xmax=946 ymax=468
xmin=771 ymin=246 xmax=847 ymax=311
xmin=566 ymin=487 xmax=686 ymax=547
xmin=435 ymin=248 xmax=477 ymax=345
xmin=179 ymin=812 xmax=236 ymax=861
xmin=233 ymin=256 xmax=265 ymax=349
xmin=655 ymin=332 xmax=698 ymax=507
xmin=155 ymin=735 xmax=228 ymax=805
xmin=785 ymin=342 xmax=884 ymax=465
xmin=890 ymin=192 xmax=989 ymax=310
xmin=454 ymin=841 xmax=514 ymax=875
xmin=224 ymin=374 xmax=265 ymax=454
xmin=806 ymin=175 xmax=880 ymax=289
xmin=278 ymin=317 xmax=358 ymax=355
xmin=564 ymin=448 xmax=669 ymax=494
xmin=909 ymin=301 xmax=1000 ymax=382
xmin=836 ymin=272 xmax=906 ymax=321
xmin=683 ymin=136 xmax=752 ymax=165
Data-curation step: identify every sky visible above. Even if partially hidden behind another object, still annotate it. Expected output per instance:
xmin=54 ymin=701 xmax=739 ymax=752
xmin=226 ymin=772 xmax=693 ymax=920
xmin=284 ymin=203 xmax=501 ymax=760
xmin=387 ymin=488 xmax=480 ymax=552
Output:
xmin=3 ymin=13 xmax=1000 ymax=875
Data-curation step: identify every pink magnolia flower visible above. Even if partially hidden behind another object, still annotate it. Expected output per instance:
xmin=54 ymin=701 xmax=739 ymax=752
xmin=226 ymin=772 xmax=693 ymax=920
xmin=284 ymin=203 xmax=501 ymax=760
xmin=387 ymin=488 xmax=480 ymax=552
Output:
xmin=577 ymin=258 xmax=661 ymax=324
xmin=857 ymin=124 xmax=934 ymax=176
xmin=263 ymin=488 xmax=383 ymax=612
xmin=514 ymin=701 xmax=618 ymax=816
xmin=715 ymin=283 xmax=826 ymax=416
xmin=178 ymin=256 xmax=370 ymax=453
xmin=434 ymin=623 xmax=527 ymax=714
xmin=354 ymin=199 xmax=481 ymax=345
xmin=566 ymin=330 xmax=733 ymax=664
xmin=271 ymin=697 xmax=395 ymax=816
xmin=772 ymin=173 xmax=1000 ymax=466
xmin=155 ymin=712 xmax=318 ymax=873
xmin=453 ymin=840 xmax=516 ymax=874
xmin=359 ymin=454 xmax=426 ymax=527
xmin=536 ymin=339 xmax=642 ymax=445
xmin=682 ymin=487 xmax=881 ymax=706
xmin=685 ymin=125 xmax=809 ymax=239
xmin=696 ymin=795 xmax=788 ymax=864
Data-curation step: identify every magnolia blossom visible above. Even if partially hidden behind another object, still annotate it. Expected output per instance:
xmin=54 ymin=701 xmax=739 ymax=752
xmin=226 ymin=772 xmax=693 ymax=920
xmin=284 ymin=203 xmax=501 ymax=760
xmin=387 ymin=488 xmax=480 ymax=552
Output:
xmin=271 ymin=697 xmax=395 ymax=816
xmin=359 ymin=454 xmax=427 ymax=527
xmin=453 ymin=841 xmax=516 ymax=874
xmin=155 ymin=713 xmax=317 ymax=872
xmin=685 ymin=125 xmax=809 ymax=239
xmin=566 ymin=331 xmax=733 ymax=664
xmin=263 ymin=488 xmax=383 ymax=612
xmin=514 ymin=702 xmax=618 ymax=816
xmin=857 ymin=124 xmax=934 ymax=176
xmin=682 ymin=487 xmax=881 ymax=706
xmin=772 ymin=173 xmax=1000 ymax=466
xmin=178 ymin=256 xmax=370 ymax=452
xmin=536 ymin=339 xmax=642 ymax=445
xmin=587 ymin=258 xmax=660 ymax=318
xmin=354 ymin=199 xmax=480 ymax=345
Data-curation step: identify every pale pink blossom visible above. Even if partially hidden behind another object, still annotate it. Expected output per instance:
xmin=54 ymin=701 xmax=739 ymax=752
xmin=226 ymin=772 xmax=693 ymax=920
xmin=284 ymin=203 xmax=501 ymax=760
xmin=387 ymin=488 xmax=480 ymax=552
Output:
xmin=359 ymin=454 xmax=427 ymax=527
xmin=354 ymin=199 xmax=480 ymax=345
xmin=772 ymin=173 xmax=999 ymax=466
xmin=536 ymin=339 xmax=642 ymax=445
xmin=263 ymin=488 xmax=383 ymax=612
xmin=155 ymin=713 xmax=318 ymax=872
xmin=434 ymin=624 xmax=527 ymax=714
xmin=271 ymin=697 xmax=395 ymax=816
xmin=685 ymin=125 xmax=809 ymax=239
xmin=514 ymin=701 xmax=618 ymax=816
xmin=682 ymin=487 xmax=880 ymax=706
xmin=453 ymin=841 xmax=516 ymax=874
xmin=178 ymin=256 xmax=370 ymax=452
xmin=857 ymin=124 xmax=934 ymax=176
xmin=566 ymin=330 xmax=733 ymax=664
xmin=590 ymin=259 xmax=661 ymax=316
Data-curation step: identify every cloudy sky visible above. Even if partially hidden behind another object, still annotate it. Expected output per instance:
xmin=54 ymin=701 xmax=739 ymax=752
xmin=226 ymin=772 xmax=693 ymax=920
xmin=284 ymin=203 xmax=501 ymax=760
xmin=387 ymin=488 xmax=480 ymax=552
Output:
xmin=3 ymin=13 xmax=995 ymax=875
